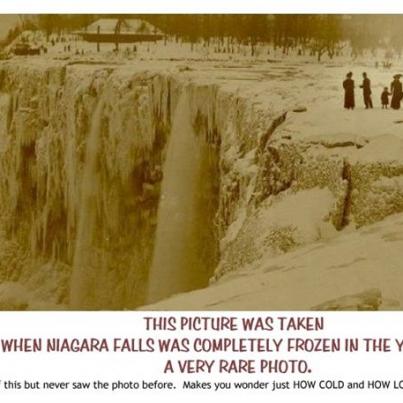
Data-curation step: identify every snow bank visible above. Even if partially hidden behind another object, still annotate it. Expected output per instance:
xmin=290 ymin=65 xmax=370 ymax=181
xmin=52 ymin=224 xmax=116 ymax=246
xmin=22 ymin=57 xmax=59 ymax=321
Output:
xmin=145 ymin=212 xmax=403 ymax=310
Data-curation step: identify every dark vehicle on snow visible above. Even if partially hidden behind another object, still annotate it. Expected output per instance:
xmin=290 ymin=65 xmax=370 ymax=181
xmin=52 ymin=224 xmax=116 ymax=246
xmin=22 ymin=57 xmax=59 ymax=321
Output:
xmin=13 ymin=43 xmax=40 ymax=56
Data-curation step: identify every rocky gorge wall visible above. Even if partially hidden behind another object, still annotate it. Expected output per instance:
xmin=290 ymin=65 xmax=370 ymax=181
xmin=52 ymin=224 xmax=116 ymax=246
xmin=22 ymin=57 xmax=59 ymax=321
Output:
xmin=0 ymin=60 xmax=402 ymax=310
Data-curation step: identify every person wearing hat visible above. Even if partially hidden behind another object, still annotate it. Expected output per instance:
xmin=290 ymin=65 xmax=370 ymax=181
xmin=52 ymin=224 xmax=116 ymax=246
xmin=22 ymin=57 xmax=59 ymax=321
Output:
xmin=343 ymin=72 xmax=355 ymax=110
xmin=391 ymin=74 xmax=403 ymax=110
xmin=359 ymin=72 xmax=373 ymax=109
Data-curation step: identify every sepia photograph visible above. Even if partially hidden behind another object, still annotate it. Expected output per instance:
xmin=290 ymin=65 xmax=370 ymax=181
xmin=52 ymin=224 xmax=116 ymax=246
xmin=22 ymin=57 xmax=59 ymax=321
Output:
xmin=0 ymin=14 xmax=402 ymax=311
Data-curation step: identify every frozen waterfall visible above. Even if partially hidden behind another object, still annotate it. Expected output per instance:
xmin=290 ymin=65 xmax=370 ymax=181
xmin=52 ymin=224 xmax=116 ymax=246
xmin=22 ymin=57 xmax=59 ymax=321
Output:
xmin=70 ymin=99 xmax=105 ymax=309
xmin=147 ymin=90 xmax=218 ymax=304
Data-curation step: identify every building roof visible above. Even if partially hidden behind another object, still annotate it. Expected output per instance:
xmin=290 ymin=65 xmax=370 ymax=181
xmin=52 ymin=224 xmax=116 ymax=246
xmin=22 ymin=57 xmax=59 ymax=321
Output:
xmin=82 ymin=18 xmax=163 ymax=36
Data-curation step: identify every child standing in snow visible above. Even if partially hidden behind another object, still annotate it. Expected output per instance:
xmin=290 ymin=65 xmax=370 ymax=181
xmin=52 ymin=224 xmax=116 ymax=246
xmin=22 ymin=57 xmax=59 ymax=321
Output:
xmin=381 ymin=87 xmax=391 ymax=109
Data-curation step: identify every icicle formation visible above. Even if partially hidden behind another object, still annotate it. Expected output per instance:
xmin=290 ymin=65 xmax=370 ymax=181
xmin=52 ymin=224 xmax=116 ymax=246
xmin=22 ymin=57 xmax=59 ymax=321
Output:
xmin=70 ymin=98 xmax=105 ymax=309
xmin=0 ymin=63 xmax=174 ymax=309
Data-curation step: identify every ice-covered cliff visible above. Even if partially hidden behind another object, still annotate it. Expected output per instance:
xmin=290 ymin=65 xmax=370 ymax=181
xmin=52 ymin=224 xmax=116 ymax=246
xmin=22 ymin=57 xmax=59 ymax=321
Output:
xmin=0 ymin=58 xmax=402 ymax=310
xmin=0 ymin=59 xmax=225 ymax=309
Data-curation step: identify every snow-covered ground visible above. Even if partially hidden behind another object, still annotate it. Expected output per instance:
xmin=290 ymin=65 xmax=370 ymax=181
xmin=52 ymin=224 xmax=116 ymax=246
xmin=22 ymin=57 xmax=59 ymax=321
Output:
xmin=145 ymin=212 xmax=403 ymax=310
xmin=0 ymin=37 xmax=403 ymax=310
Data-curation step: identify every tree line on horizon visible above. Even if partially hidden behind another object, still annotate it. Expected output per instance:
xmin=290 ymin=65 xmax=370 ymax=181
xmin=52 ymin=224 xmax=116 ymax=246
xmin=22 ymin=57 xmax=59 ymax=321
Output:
xmin=5 ymin=15 xmax=403 ymax=61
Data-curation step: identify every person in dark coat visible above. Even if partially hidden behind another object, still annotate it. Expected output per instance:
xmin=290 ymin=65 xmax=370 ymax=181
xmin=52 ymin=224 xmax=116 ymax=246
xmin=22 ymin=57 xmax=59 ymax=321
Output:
xmin=343 ymin=72 xmax=355 ymax=110
xmin=359 ymin=72 xmax=373 ymax=109
xmin=381 ymin=87 xmax=391 ymax=109
xmin=391 ymin=74 xmax=403 ymax=110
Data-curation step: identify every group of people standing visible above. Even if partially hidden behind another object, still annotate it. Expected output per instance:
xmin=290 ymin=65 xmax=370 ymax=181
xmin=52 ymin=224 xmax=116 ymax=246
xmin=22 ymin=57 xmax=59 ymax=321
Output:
xmin=343 ymin=72 xmax=403 ymax=110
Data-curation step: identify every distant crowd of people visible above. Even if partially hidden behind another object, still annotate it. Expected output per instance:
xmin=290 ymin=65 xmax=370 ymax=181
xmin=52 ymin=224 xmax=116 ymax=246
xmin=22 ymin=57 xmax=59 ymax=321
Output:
xmin=343 ymin=72 xmax=403 ymax=110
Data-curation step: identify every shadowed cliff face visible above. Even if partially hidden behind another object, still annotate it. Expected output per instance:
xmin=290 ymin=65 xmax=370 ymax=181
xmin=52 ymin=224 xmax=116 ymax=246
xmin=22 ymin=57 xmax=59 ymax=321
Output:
xmin=0 ymin=60 xmax=403 ymax=310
